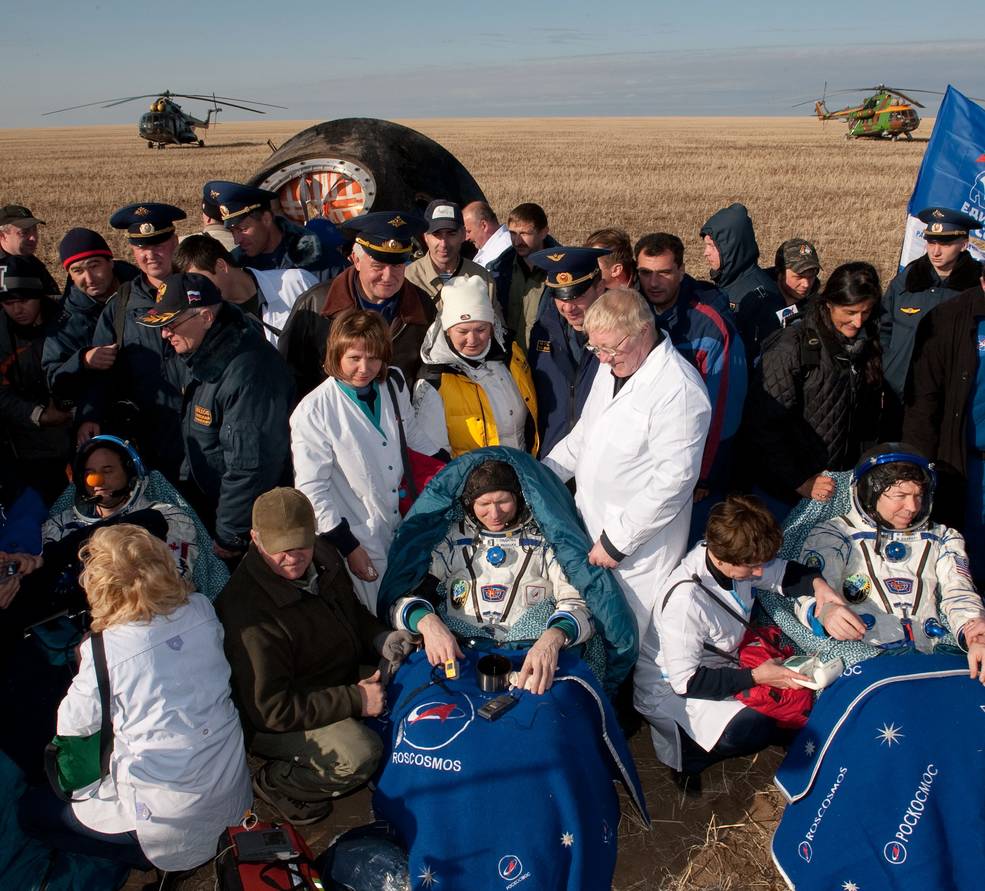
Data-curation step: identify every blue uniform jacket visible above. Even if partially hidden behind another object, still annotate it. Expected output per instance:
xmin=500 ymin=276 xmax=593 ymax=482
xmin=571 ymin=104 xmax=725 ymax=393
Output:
xmin=78 ymin=275 xmax=186 ymax=479
xmin=880 ymin=250 xmax=982 ymax=399
xmin=177 ymin=303 xmax=294 ymax=550
xmin=42 ymin=260 xmax=139 ymax=404
xmin=527 ymin=296 xmax=599 ymax=457
xmin=653 ymin=275 xmax=748 ymax=491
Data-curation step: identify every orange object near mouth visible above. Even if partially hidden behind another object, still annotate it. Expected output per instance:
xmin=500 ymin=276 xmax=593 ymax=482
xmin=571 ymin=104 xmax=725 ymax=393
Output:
xmin=85 ymin=472 xmax=105 ymax=488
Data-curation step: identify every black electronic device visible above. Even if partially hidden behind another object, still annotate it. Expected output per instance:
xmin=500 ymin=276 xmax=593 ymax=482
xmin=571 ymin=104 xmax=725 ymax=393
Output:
xmin=478 ymin=693 xmax=519 ymax=721
xmin=233 ymin=827 xmax=298 ymax=862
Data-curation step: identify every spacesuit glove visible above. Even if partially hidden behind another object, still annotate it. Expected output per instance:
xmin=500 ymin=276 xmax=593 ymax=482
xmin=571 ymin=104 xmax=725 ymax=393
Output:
xmin=516 ymin=627 xmax=566 ymax=695
xmin=417 ymin=613 xmax=464 ymax=667
xmin=375 ymin=629 xmax=422 ymax=679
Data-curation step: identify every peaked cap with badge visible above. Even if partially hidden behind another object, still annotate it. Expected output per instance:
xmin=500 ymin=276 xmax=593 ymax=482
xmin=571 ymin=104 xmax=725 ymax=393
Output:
xmin=203 ymin=181 xmax=279 ymax=228
xmin=917 ymin=206 xmax=980 ymax=241
xmin=528 ymin=246 xmax=610 ymax=300
xmin=109 ymin=203 xmax=186 ymax=246
xmin=135 ymin=272 xmax=222 ymax=327
xmin=341 ymin=211 xmax=426 ymax=264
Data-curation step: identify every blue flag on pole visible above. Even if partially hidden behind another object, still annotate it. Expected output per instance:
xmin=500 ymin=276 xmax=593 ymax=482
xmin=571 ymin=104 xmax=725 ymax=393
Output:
xmin=899 ymin=85 xmax=985 ymax=269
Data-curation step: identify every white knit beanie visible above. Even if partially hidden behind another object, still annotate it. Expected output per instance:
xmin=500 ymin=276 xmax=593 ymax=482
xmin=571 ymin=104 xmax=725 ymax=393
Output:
xmin=440 ymin=275 xmax=496 ymax=330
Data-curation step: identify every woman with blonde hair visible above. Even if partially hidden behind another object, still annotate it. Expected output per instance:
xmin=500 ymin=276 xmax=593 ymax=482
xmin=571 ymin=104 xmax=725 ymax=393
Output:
xmin=19 ymin=524 xmax=251 ymax=875
xmin=291 ymin=308 xmax=443 ymax=612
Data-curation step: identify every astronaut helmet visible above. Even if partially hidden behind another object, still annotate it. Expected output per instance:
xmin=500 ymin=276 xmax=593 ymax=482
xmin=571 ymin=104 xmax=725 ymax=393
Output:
xmin=72 ymin=435 xmax=147 ymax=512
xmin=851 ymin=442 xmax=935 ymax=533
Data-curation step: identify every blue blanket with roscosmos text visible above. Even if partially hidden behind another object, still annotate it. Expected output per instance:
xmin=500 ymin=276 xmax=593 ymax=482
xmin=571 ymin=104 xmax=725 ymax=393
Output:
xmin=771 ymin=653 xmax=985 ymax=890
xmin=372 ymin=648 xmax=648 ymax=891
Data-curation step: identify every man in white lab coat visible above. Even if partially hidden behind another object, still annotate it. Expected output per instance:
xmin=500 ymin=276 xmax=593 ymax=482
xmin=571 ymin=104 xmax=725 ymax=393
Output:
xmin=542 ymin=288 xmax=711 ymax=633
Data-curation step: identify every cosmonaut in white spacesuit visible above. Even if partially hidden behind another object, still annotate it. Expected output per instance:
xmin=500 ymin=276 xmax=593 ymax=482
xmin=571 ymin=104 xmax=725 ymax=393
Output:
xmin=797 ymin=443 xmax=985 ymax=680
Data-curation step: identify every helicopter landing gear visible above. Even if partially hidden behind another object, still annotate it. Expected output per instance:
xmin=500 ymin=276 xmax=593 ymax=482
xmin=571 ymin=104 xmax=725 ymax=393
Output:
xmin=198 ymin=139 xmax=205 ymax=147
xmin=147 ymin=141 xmax=154 ymax=149
xmin=905 ymin=131 xmax=913 ymax=141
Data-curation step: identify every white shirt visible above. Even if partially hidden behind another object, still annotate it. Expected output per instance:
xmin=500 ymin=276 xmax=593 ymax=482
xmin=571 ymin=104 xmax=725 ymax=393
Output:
xmin=248 ymin=266 xmax=317 ymax=346
xmin=474 ymin=224 xmax=513 ymax=269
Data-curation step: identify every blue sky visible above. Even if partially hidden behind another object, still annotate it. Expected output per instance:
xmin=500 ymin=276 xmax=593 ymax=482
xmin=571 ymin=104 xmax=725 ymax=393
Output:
xmin=8 ymin=1 xmax=984 ymax=126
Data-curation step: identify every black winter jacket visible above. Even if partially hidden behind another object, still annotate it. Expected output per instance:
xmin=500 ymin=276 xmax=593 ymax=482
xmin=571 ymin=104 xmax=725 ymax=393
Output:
xmin=903 ymin=284 xmax=985 ymax=529
xmin=742 ymin=301 xmax=882 ymax=501
xmin=0 ymin=298 xmax=72 ymax=464
xmin=178 ymin=303 xmax=294 ymax=549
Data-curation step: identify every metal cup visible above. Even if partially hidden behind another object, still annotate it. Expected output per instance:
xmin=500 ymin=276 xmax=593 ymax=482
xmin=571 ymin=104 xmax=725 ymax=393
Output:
xmin=476 ymin=654 xmax=512 ymax=692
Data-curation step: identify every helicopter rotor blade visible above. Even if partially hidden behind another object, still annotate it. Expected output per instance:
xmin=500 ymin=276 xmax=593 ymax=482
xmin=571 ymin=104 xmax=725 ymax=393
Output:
xmin=179 ymin=94 xmax=287 ymax=109
xmin=101 ymin=95 xmax=167 ymax=108
xmin=43 ymin=95 xmax=155 ymax=114
xmin=191 ymin=98 xmax=270 ymax=114
xmin=203 ymin=95 xmax=287 ymax=108
xmin=45 ymin=90 xmax=287 ymax=117
xmin=170 ymin=94 xmax=286 ymax=113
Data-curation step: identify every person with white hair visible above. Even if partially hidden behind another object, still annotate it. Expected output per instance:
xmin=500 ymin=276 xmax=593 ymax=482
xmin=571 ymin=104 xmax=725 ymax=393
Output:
xmin=543 ymin=288 xmax=711 ymax=633
xmin=414 ymin=275 xmax=538 ymax=457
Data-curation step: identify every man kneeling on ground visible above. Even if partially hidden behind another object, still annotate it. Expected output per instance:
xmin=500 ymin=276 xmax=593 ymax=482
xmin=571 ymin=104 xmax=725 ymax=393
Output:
xmin=217 ymin=488 xmax=419 ymax=824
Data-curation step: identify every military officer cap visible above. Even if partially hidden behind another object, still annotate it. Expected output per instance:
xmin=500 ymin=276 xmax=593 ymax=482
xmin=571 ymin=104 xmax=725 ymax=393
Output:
xmin=528 ymin=246 xmax=611 ymax=300
xmin=0 ymin=255 xmax=48 ymax=300
xmin=135 ymin=272 xmax=222 ymax=327
xmin=203 ymin=181 xmax=278 ymax=228
xmin=109 ymin=203 xmax=186 ymax=246
xmin=341 ymin=211 xmax=426 ymax=264
xmin=200 ymin=183 xmax=223 ymax=222
xmin=916 ymin=206 xmax=980 ymax=241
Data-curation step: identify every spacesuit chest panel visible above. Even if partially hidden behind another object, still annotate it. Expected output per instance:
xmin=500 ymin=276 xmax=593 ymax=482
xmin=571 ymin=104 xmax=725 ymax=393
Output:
xmin=848 ymin=534 xmax=937 ymax=649
xmin=444 ymin=531 xmax=551 ymax=631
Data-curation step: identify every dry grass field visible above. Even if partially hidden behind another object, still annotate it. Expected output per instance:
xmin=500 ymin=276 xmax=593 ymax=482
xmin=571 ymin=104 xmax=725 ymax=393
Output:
xmin=0 ymin=116 xmax=928 ymax=287
xmin=1 ymin=117 xmax=931 ymax=890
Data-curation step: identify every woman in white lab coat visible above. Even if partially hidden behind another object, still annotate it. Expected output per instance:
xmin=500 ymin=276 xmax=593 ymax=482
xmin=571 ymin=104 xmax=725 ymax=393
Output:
xmin=542 ymin=288 xmax=711 ymax=633
xmin=19 ymin=524 xmax=251 ymax=872
xmin=634 ymin=496 xmax=851 ymax=789
xmin=291 ymin=308 xmax=443 ymax=612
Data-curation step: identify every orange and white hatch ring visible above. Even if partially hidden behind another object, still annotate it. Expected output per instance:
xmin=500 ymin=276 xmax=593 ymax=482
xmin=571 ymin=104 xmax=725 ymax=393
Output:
xmin=257 ymin=158 xmax=378 ymax=226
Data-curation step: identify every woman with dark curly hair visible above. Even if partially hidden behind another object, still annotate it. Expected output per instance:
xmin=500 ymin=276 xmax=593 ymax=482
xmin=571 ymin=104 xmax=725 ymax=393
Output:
xmin=741 ymin=261 xmax=884 ymax=513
